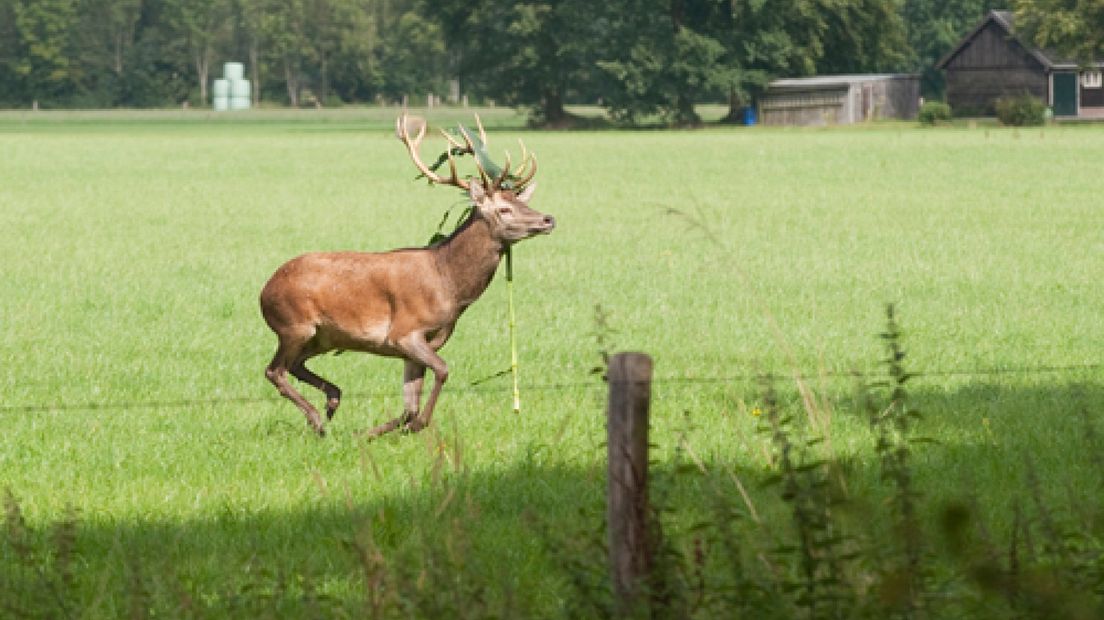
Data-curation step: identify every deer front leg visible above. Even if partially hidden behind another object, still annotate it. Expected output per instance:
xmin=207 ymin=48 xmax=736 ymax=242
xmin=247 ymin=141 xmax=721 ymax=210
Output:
xmin=398 ymin=334 xmax=449 ymax=433
xmin=402 ymin=360 xmax=426 ymax=420
xmin=364 ymin=360 xmax=430 ymax=439
xmin=364 ymin=332 xmax=449 ymax=439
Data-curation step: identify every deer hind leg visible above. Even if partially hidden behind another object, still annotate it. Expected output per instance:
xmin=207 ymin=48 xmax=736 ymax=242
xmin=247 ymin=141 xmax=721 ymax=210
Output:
xmin=266 ymin=333 xmax=326 ymax=436
xmin=291 ymin=358 xmax=342 ymax=420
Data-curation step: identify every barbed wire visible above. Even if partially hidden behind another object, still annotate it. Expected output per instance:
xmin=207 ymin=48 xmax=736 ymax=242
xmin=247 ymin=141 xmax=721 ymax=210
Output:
xmin=0 ymin=362 xmax=1099 ymax=415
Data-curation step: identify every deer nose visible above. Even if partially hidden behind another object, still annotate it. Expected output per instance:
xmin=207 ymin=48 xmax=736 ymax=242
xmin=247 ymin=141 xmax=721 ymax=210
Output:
xmin=543 ymin=215 xmax=556 ymax=229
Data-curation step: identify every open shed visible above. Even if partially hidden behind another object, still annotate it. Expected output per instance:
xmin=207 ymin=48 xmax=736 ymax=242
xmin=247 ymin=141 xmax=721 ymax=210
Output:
xmin=937 ymin=10 xmax=1104 ymax=119
xmin=758 ymin=74 xmax=920 ymax=126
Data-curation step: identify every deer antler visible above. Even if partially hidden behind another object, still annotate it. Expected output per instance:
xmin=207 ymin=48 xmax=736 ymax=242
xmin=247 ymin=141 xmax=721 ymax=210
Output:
xmin=477 ymin=119 xmax=537 ymax=191
xmin=397 ymin=113 xmax=472 ymax=190
xmin=513 ymin=142 xmax=537 ymax=190
xmin=396 ymin=113 xmax=538 ymax=192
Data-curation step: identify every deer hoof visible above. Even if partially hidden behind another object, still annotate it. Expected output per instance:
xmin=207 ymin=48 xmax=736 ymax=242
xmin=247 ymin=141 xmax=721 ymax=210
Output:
xmin=362 ymin=413 xmax=413 ymax=441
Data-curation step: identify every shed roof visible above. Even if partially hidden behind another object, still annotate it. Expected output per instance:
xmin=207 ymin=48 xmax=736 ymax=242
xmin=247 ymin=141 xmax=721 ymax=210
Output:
xmin=936 ymin=9 xmax=1101 ymax=71
xmin=767 ymin=74 xmax=917 ymax=91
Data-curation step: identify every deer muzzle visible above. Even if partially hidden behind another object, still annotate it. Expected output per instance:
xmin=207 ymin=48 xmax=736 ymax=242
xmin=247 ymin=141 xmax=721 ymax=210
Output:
xmin=530 ymin=214 xmax=555 ymax=235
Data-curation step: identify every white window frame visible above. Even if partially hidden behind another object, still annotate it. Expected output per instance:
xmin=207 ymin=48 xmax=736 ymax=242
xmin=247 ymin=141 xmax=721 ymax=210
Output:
xmin=1082 ymin=70 xmax=1103 ymax=89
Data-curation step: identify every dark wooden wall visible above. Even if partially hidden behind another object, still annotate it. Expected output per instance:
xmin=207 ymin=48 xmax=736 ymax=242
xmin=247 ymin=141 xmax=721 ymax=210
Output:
xmin=943 ymin=21 xmax=1048 ymax=114
xmin=1082 ymin=80 xmax=1104 ymax=107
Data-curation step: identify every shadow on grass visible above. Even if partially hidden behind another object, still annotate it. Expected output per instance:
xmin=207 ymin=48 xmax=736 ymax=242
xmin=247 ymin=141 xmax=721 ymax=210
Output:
xmin=4 ymin=378 xmax=1103 ymax=618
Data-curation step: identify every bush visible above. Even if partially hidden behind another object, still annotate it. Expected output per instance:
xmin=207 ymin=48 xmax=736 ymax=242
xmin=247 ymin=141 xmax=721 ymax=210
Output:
xmin=918 ymin=101 xmax=953 ymax=125
xmin=995 ymin=94 xmax=1047 ymax=126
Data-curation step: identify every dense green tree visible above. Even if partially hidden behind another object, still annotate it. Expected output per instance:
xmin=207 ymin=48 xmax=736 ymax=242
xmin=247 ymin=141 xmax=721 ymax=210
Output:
xmin=0 ymin=0 xmax=997 ymax=118
xmin=1013 ymin=0 xmax=1104 ymax=65
xmin=77 ymin=0 xmax=142 ymax=78
xmin=814 ymin=0 xmax=908 ymax=74
xmin=10 ymin=0 xmax=78 ymax=105
xmin=597 ymin=0 xmax=729 ymax=125
xmin=375 ymin=8 xmax=446 ymax=104
xmin=164 ymin=0 xmax=234 ymax=104
xmin=429 ymin=0 xmax=609 ymax=125
xmin=119 ymin=1 xmax=192 ymax=106
xmin=0 ymin=0 xmax=21 ymax=105
xmin=234 ymin=0 xmax=265 ymax=105
xmin=72 ymin=0 xmax=170 ymax=106
xmin=229 ymin=0 xmax=440 ymax=107
xmin=326 ymin=0 xmax=382 ymax=103
xmin=260 ymin=0 xmax=312 ymax=106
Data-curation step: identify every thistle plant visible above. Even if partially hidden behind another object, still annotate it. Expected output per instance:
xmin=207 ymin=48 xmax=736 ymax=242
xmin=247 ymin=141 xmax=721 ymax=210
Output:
xmin=855 ymin=303 xmax=926 ymax=615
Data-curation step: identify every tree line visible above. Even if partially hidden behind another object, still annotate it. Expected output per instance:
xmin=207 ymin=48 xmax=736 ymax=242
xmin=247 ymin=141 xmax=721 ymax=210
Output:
xmin=3 ymin=0 xmax=1088 ymax=125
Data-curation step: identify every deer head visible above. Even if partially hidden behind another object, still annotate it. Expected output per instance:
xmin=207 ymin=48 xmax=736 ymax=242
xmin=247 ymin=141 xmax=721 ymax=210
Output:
xmin=396 ymin=113 xmax=554 ymax=244
xmin=468 ymin=180 xmax=553 ymax=243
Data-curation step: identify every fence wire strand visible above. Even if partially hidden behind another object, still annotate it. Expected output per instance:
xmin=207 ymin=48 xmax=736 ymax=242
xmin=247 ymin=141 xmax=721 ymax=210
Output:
xmin=0 ymin=362 xmax=1099 ymax=415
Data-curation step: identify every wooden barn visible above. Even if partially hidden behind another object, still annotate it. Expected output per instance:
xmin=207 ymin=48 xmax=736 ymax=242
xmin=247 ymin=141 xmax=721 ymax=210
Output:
xmin=937 ymin=10 xmax=1104 ymax=118
xmin=758 ymin=74 xmax=920 ymax=126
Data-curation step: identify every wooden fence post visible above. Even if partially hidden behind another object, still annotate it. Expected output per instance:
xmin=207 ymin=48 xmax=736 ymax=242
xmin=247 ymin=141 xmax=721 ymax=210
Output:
xmin=607 ymin=352 xmax=654 ymax=612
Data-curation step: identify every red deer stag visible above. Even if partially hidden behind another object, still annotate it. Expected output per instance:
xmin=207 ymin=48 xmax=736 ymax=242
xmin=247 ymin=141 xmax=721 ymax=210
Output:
xmin=260 ymin=114 xmax=554 ymax=437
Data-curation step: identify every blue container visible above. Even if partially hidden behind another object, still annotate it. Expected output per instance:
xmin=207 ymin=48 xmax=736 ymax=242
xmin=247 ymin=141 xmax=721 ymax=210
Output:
xmin=741 ymin=106 xmax=757 ymax=126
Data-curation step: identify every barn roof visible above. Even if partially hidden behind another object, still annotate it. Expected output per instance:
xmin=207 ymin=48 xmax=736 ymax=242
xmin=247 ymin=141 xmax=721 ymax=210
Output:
xmin=936 ymin=9 xmax=1100 ymax=71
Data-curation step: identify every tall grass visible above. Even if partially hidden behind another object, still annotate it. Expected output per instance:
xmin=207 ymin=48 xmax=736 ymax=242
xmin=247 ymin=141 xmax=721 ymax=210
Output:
xmin=5 ymin=306 xmax=1103 ymax=617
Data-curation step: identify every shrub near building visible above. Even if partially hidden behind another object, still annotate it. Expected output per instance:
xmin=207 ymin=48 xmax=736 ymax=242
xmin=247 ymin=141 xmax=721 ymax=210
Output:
xmin=918 ymin=101 xmax=952 ymax=125
xmin=995 ymin=95 xmax=1047 ymax=126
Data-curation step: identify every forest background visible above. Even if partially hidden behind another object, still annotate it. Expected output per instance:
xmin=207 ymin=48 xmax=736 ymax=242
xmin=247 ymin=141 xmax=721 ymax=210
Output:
xmin=0 ymin=0 xmax=1019 ymax=125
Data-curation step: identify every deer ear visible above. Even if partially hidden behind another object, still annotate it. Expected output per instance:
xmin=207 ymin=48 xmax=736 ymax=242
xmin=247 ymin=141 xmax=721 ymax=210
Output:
xmin=468 ymin=180 xmax=487 ymax=203
xmin=516 ymin=182 xmax=537 ymax=203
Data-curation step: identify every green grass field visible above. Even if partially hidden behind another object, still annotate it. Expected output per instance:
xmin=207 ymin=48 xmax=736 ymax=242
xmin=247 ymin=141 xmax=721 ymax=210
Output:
xmin=1 ymin=109 xmax=1102 ymax=616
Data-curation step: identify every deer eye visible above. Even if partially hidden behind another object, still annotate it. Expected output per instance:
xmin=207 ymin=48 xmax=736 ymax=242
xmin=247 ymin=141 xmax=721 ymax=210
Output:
xmin=497 ymin=207 xmax=512 ymax=215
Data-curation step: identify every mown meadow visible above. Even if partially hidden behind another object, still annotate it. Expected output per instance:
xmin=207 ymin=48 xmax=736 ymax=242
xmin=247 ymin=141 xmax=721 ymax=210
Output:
xmin=1 ymin=108 xmax=1102 ymax=617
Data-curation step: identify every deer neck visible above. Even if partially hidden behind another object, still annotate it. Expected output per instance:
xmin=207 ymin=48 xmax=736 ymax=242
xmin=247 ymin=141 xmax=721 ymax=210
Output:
xmin=434 ymin=213 xmax=505 ymax=307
